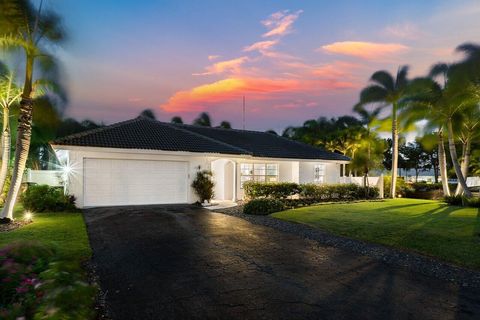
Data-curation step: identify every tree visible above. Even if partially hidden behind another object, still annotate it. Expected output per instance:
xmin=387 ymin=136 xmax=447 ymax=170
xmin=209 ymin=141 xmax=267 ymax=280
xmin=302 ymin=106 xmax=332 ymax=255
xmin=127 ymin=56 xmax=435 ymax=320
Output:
xmin=357 ymin=66 xmax=410 ymax=198
xmin=218 ymin=121 xmax=231 ymax=129
xmin=0 ymin=0 xmax=66 ymax=220
xmin=170 ymin=116 xmax=183 ymax=124
xmin=265 ymin=129 xmax=277 ymax=135
xmin=139 ymin=108 xmax=156 ymax=120
xmin=400 ymin=141 xmax=429 ymax=182
xmin=192 ymin=112 xmax=211 ymax=127
xmin=0 ymin=61 xmax=22 ymax=195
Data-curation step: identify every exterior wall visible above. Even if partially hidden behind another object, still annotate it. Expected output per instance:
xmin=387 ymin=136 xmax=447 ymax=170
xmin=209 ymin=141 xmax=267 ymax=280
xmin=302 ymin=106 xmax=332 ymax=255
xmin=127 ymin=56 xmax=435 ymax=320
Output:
xmin=53 ymin=145 xmax=346 ymax=206
xmin=299 ymin=161 xmax=341 ymax=184
xmin=57 ymin=147 xmax=211 ymax=208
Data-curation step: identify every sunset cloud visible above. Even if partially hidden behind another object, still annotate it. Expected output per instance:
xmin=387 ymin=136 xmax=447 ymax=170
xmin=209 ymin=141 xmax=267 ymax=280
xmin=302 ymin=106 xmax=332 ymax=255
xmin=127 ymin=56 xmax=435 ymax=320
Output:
xmin=208 ymin=55 xmax=221 ymax=61
xmin=193 ymin=56 xmax=249 ymax=76
xmin=161 ymin=77 xmax=356 ymax=113
xmin=261 ymin=10 xmax=303 ymax=38
xmin=321 ymin=41 xmax=409 ymax=60
xmin=243 ymin=40 xmax=279 ymax=53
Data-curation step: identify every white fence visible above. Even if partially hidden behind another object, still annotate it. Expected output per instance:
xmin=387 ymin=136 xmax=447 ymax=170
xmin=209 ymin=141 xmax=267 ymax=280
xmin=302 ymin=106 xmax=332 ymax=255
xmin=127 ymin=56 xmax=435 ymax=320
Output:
xmin=466 ymin=177 xmax=480 ymax=187
xmin=24 ymin=169 xmax=64 ymax=187
xmin=339 ymin=175 xmax=384 ymax=198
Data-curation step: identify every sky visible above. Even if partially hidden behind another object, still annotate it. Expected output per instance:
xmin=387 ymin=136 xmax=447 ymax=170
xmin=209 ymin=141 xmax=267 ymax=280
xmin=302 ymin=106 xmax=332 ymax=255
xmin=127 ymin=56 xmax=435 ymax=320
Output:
xmin=51 ymin=0 xmax=480 ymax=132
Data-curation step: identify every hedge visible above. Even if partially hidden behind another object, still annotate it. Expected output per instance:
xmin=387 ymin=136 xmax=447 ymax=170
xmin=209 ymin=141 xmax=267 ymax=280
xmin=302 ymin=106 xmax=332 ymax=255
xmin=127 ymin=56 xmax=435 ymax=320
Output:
xmin=243 ymin=181 xmax=379 ymax=202
xmin=21 ymin=185 xmax=76 ymax=212
xmin=243 ymin=199 xmax=285 ymax=215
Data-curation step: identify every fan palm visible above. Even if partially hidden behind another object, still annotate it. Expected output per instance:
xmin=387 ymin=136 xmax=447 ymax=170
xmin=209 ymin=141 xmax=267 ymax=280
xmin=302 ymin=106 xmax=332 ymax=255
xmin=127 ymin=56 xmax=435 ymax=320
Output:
xmin=0 ymin=0 xmax=66 ymax=219
xmin=357 ymin=66 xmax=410 ymax=197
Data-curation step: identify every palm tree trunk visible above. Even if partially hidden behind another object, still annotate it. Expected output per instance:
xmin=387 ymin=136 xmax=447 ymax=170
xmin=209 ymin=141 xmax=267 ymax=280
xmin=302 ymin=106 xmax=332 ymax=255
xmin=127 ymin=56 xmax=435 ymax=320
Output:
xmin=1 ymin=55 xmax=34 ymax=220
xmin=455 ymin=138 xmax=471 ymax=195
xmin=0 ymin=107 xmax=11 ymax=195
xmin=438 ymin=130 xmax=450 ymax=196
xmin=446 ymin=119 xmax=472 ymax=198
xmin=391 ymin=103 xmax=399 ymax=198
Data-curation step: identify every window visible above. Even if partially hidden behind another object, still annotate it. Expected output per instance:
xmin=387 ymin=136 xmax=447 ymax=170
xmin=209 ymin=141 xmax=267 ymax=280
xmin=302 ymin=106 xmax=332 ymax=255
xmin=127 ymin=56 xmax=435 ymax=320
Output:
xmin=240 ymin=163 xmax=278 ymax=187
xmin=314 ymin=163 xmax=326 ymax=183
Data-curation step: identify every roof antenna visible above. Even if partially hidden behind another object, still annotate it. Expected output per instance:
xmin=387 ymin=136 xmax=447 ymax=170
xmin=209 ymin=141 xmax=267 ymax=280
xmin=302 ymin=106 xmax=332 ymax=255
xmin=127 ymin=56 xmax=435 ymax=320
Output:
xmin=242 ymin=95 xmax=246 ymax=130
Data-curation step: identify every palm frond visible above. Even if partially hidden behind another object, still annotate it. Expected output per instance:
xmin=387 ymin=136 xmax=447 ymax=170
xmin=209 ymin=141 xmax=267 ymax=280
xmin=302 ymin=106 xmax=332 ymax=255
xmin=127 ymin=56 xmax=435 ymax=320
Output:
xmin=395 ymin=65 xmax=409 ymax=89
xmin=370 ymin=70 xmax=394 ymax=91
xmin=359 ymin=85 xmax=388 ymax=104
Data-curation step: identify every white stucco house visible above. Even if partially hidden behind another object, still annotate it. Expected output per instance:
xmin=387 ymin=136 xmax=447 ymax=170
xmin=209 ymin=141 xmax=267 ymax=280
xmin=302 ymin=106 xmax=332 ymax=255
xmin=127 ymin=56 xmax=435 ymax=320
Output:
xmin=50 ymin=116 xmax=350 ymax=208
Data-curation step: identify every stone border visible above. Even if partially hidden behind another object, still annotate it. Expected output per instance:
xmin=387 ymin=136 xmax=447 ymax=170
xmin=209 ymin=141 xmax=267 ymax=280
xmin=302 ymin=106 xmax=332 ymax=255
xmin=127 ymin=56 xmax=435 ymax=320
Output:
xmin=214 ymin=205 xmax=480 ymax=288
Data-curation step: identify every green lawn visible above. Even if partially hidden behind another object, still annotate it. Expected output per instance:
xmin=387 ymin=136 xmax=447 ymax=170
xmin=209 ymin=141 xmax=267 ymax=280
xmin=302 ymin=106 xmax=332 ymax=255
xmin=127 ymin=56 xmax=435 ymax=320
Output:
xmin=0 ymin=206 xmax=91 ymax=262
xmin=272 ymin=199 xmax=480 ymax=269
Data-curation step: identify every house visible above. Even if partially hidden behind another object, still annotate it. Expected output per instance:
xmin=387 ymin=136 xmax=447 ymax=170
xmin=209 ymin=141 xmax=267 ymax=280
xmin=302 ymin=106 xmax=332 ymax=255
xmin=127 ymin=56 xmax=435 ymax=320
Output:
xmin=50 ymin=116 xmax=350 ymax=208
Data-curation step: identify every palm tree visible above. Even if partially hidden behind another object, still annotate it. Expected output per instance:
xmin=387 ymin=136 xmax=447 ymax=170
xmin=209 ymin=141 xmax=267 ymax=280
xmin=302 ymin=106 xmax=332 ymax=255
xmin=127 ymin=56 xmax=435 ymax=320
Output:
xmin=0 ymin=0 xmax=66 ymax=220
xmin=405 ymin=63 xmax=477 ymax=197
xmin=0 ymin=62 xmax=22 ymax=196
xmin=139 ymin=108 xmax=156 ymax=120
xmin=170 ymin=116 xmax=183 ymax=124
xmin=192 ymin=112 xmax=212 ymax=127
xmin=218 ymin=121 xmax=231 ymax=129
xmin=357 ymin=66 xmax=410 ymax=198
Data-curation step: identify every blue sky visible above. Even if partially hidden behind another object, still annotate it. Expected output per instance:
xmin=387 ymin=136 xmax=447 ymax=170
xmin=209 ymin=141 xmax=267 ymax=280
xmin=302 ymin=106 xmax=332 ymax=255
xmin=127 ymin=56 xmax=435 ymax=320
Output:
xmin=52 ymin=0 xmax=480 ymax=132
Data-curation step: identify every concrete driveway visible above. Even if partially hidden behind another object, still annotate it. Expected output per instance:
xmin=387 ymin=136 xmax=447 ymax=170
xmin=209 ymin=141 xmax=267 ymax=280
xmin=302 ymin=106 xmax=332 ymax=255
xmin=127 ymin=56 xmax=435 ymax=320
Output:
xmin=84 ymin=205 xmax=480 ymax=320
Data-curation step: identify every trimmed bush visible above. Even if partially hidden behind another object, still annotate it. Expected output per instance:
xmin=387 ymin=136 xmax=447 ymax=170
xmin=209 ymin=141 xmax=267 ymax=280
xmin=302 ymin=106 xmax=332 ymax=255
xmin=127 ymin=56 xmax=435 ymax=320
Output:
xmin=191 ymin=169 xmax=215 ymax=203
xmin=21 ymin=185 xmax=76 ymax=212
xmin=243 ymin=198 xmax=285 ymax=215
xmin=243 ymin=181 xmax=299 ymax=200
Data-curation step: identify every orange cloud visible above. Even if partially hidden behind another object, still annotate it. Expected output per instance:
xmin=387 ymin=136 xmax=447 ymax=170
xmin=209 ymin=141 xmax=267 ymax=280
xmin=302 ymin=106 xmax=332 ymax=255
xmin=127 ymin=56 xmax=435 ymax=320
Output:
xmin=160 ymin=77 xmax=356 ymax=113
xmin=313 ymin=61 xmax=362 ymax=78
xmin=321 ymin=41 xmax=409 ymax=60
xmin=193 ymin=56 xmax=248 ymax=76
xmin=262 ymin=10 xmax=303 ymax=38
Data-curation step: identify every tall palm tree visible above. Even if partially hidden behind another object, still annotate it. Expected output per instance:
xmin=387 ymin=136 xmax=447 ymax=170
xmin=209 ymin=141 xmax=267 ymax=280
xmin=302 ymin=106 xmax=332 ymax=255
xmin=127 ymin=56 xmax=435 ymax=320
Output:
xmin=357 ymin=66 xmax=410 ymax=198
xmin=0 ymin=0 xmax=66 ymax=220
xmin=192 ymin=112 xmax=212 ymax=127
xmin=0 ymin=62 xmax=22 ymax=196
xmin=405 ymin=65 xmax=477 ymax=197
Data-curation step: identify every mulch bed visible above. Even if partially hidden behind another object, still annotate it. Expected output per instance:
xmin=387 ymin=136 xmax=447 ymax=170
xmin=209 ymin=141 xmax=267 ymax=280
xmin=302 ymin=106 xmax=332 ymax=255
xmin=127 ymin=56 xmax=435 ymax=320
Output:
xmin=0 ymin=219 xmax=31 ymax=232
xmin=214 ymin=204 xmax=480 ymax=288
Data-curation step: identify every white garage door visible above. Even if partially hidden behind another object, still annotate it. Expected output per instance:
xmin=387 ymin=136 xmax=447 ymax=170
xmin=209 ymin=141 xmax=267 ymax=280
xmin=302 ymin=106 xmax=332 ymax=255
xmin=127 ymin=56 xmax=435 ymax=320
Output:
xmin=84 ymin=158 xmax=188 ymax=207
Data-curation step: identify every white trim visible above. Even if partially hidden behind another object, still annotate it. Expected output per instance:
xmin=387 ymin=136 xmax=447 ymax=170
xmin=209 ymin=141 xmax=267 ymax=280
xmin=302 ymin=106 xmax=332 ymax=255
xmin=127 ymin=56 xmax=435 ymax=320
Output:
xmin=51 ymin=145 xmax=349 ymax=164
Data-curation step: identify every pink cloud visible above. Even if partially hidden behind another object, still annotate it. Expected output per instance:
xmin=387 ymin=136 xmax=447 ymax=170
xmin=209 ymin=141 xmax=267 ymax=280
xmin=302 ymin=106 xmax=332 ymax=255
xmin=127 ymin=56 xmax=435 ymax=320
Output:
xmin=208 ymin=55 xmax=221 ymax=61
xmin=321 ymin=41 xmax=409 ymax=60
xmin=193 ymin=56 xmax=249 ymax=76
xmin=243 ymin=40 xmax=279 ymax=53
xmin=261 ymin=10 xmax=303 ymax=38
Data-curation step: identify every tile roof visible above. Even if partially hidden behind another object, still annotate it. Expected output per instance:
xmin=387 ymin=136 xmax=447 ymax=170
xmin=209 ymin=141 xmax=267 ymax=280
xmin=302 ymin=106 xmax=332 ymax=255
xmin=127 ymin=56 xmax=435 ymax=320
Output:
xmin=51 ymin=116 xmax=350 ymax=161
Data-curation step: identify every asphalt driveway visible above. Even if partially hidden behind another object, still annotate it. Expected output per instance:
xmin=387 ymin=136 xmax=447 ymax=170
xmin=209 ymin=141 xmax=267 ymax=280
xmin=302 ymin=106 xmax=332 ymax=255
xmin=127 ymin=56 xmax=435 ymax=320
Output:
xmin=84 ymin=205 xmax=480 ymax=320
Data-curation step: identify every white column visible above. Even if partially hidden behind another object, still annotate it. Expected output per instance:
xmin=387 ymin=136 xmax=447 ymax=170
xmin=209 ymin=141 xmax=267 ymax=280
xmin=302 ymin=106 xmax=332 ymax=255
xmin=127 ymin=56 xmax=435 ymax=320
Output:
xmin=232 ymin=161 xmax=237 ymax=201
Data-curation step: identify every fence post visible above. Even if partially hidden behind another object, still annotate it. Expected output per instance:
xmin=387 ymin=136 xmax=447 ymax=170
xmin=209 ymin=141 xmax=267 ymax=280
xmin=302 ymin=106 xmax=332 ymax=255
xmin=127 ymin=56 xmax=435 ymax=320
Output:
xmin=377 ymin=174 xmax=384 ymax=199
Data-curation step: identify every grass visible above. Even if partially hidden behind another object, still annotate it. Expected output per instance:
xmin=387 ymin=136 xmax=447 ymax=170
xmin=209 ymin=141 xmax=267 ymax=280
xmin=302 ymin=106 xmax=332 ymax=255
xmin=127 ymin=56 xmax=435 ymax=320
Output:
xmin=272 ymin=198 xmax=480 ymax=270
xmin=0 ymin=206 xmax=91 ymax=262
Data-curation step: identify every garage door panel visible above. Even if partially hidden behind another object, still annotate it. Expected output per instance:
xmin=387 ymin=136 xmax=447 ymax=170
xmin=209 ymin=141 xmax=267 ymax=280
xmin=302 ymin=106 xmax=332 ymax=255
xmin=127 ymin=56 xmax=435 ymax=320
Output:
xmin=84 ymin=159 xmax=188 ymax=207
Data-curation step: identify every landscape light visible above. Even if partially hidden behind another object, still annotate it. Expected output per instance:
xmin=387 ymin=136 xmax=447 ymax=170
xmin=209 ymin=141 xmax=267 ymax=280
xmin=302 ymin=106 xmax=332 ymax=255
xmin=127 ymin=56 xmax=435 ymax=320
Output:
xmin=62 ymin=163 xmax=73 ymax=175
xmin=24 ymin=211 xmax=33 ymax=222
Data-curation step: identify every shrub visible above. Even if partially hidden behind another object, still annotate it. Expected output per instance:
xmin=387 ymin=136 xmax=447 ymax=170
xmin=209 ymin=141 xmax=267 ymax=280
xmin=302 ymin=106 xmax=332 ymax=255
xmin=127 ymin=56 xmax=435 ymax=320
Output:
xmin=191 ymin=169 xmax=214 ymax=203
xmin=383 ymin=176 xmax=414 ymax=198
xmin=444 ymin=195 xmax=480 ymax=207
xmin=299 ymin=183 xmax=378 ymax=202
xmin=243 ymin=198 xmax=285 ymax=215
xmin=0 ymin=241 xmax=96 ymax=320
xmin=243 ymin=181 xmax=299 ymax=200
xmin=21 ymin=185 xmax=76 ymax=212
